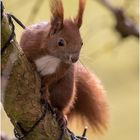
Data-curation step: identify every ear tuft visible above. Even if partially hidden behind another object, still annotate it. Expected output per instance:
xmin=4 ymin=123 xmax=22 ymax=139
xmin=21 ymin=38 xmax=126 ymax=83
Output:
xmin=49 ymin=0 xmax=64 ymax=36
xmin=74 ymin=0 xmax=86 ymax=28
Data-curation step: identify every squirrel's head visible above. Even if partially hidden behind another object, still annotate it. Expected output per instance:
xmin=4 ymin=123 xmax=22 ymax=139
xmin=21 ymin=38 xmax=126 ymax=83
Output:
xmin=43 ymin=0 xmax=86 ymax=64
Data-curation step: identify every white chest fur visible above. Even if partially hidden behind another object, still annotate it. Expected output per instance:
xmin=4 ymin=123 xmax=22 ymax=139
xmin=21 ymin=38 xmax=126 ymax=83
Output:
xmin=35 ymin=55 xmax=61 ymax=76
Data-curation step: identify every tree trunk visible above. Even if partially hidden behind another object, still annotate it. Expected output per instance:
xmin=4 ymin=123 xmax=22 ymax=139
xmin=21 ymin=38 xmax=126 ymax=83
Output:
xmin=1 ymin=9 xmax=71 ymax=140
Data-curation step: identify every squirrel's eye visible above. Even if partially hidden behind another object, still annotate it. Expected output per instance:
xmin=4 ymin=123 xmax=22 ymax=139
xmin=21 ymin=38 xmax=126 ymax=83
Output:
xmin=81 ymin=42 xmax=83 ymax=46
xmin=57 ymin=38 xmax=65 ymax=47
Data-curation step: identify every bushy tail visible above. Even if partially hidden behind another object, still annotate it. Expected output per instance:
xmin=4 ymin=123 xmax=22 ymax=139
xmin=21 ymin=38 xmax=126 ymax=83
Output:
xmin=68 ymin=64 xmax=109 ymax=133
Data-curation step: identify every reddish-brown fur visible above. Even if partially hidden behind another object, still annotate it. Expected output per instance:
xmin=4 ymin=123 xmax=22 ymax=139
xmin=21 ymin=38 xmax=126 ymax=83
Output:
xmin=69 ymin=64 xmax=108 ymax=132
xmin=75 ymin=0 xmax=86 ymax=28
xmin=20 ymin=0 xmax=108 ymax=133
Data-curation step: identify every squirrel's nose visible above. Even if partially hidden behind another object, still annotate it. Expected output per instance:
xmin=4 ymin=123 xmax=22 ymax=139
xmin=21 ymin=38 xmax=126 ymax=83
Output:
xmin=71 ymin=56 xmax=79 ymax=63
xmin=66 ymin=55 xmax=79 ymax=64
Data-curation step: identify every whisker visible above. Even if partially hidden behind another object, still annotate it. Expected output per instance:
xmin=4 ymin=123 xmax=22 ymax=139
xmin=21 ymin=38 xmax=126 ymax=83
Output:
xmin=78 ymin=59 xmax=90 ymax=74
xmin=80 ymin=57 xmax=96 ymax=67
xmin=80 ymin=54 xmax=96 ymax=63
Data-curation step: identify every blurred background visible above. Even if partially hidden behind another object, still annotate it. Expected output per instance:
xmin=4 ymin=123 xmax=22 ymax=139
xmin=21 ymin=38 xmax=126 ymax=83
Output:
xmin=1 ymin=0 xmax=139 ymax=140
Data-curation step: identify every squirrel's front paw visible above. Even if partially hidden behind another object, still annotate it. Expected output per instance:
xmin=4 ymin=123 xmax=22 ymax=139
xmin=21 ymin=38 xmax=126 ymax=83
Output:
xmin=53 ymin=110 xmax=67 ymax=129
xmin=40 ymin=85 xmax=49 ymax=104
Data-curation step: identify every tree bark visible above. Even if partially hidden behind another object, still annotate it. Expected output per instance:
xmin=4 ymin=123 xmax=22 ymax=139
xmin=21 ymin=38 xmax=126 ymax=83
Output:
xmin=1 ymin=9 xmax=71 ymax=140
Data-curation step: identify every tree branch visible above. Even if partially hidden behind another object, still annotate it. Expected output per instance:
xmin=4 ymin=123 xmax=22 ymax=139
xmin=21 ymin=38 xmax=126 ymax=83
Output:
xmin=97 ymin=0 xmax=139 ymax=38
xmin=1 ymin=4 xmax=71 ymax=140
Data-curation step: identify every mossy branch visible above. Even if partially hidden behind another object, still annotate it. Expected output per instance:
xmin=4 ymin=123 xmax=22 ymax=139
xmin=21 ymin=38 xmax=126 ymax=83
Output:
xmin=1 ymin=7 xmax=71 ymax=140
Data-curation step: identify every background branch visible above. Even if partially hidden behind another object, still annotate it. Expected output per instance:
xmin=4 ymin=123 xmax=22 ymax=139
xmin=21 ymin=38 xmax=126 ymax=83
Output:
xmin=97 ymin=0 xmax=139 ymax=38
xmin=1 ymin=5 xmax=71 ymax=140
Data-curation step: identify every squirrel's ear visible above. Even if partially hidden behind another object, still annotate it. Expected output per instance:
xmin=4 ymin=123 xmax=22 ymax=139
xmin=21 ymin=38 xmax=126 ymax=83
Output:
xmin=74 ymin=0 xmax=86 ymax=28
xmin=49 ymin=0 xmax=64 ymax=36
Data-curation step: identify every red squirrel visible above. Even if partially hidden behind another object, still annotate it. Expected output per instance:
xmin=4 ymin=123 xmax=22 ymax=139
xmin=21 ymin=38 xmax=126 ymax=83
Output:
xmin=20 ymin=0 xmax=108 ymax=133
